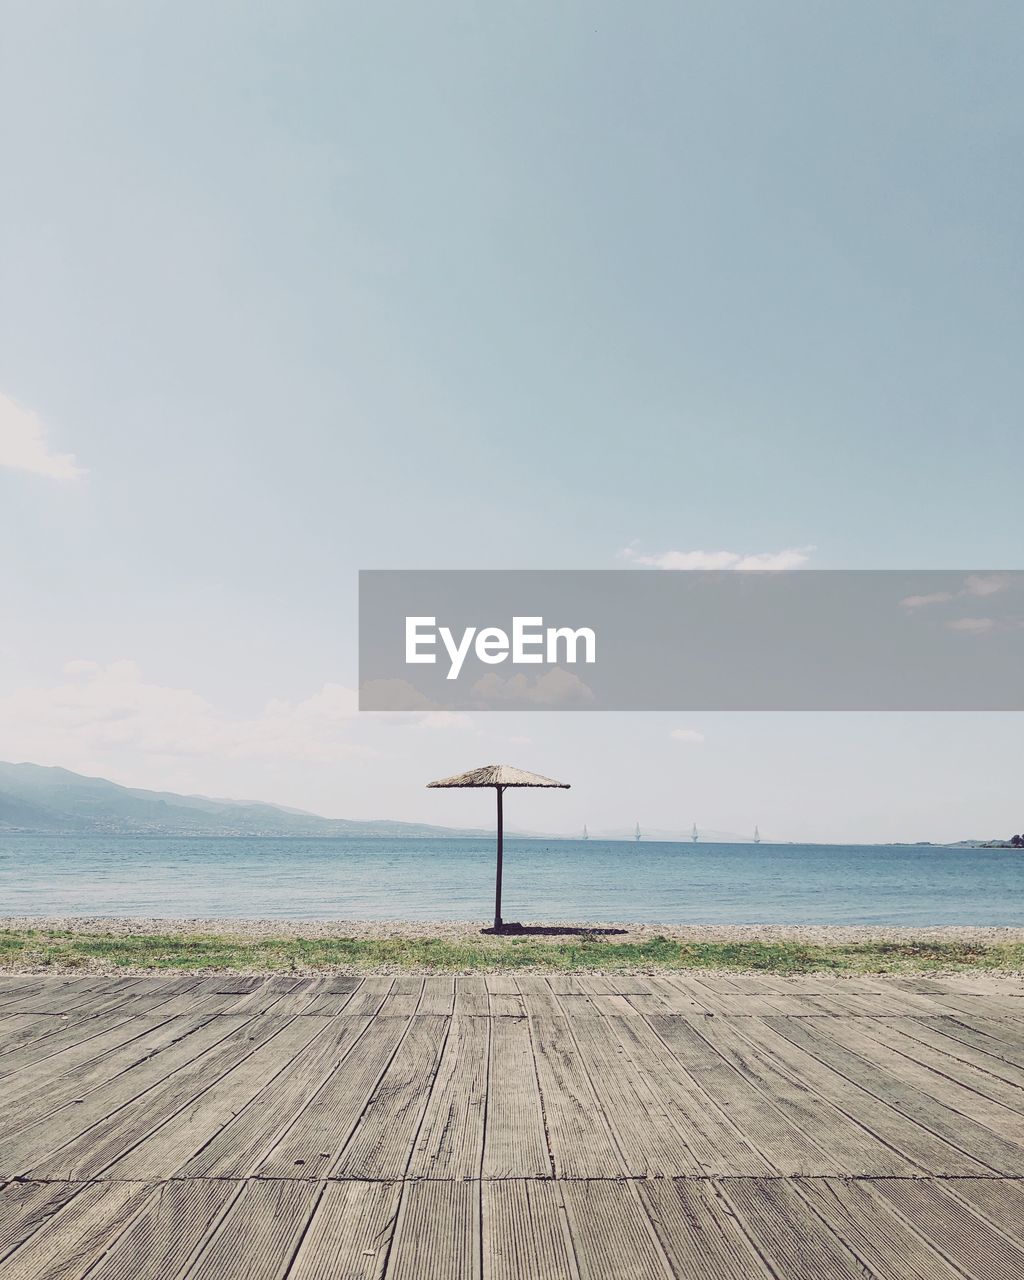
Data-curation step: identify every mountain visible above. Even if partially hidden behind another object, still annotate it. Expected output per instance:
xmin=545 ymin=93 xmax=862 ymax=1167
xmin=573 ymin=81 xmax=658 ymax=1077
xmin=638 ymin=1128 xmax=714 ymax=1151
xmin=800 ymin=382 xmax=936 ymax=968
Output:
xmin=0 ymin=762 xmax=491 ymax=838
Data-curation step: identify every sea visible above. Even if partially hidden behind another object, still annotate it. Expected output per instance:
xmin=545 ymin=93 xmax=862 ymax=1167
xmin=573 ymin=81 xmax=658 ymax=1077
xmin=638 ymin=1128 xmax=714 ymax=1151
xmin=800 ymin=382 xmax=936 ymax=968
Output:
xmin=0 ymin=835 xmax=1021 ymax=925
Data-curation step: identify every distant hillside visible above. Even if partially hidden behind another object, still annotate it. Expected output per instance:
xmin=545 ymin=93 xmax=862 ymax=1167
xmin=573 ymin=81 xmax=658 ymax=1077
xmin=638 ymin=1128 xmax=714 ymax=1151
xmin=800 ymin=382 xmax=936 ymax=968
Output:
xmin=0 ymin=762 xmax=491 ymax=838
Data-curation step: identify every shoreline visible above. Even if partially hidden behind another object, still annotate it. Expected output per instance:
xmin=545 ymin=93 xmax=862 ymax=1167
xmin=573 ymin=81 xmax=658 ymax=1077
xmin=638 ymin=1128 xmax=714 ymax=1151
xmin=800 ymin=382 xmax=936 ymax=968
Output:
xmin=4 ymin=916 xmax=1024 ymax=944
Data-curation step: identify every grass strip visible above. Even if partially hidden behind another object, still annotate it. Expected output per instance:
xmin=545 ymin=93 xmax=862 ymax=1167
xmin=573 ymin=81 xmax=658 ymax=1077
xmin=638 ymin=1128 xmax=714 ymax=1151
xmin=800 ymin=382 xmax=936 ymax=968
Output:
xmin=1 ymin=929 xmax=1021 ymax=974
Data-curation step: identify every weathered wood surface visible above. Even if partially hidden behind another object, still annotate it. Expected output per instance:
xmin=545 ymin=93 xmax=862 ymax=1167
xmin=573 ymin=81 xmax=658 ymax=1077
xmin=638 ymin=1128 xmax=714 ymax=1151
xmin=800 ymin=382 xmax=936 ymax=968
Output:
xmin=0 ymin=972 xmax=1022 ymax=1278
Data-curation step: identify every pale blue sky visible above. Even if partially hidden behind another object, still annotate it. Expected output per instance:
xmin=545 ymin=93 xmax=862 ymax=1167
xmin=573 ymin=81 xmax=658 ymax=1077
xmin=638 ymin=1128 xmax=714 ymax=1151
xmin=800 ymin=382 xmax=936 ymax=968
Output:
xmin=2 ymin=3 xmax=1022 ymax=840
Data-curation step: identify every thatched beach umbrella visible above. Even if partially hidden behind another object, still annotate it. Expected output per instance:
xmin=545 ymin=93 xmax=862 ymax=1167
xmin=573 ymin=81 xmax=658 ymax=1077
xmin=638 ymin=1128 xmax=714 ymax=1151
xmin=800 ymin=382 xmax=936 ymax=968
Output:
xmin=427 ymin=764 xmax=570 ymax=931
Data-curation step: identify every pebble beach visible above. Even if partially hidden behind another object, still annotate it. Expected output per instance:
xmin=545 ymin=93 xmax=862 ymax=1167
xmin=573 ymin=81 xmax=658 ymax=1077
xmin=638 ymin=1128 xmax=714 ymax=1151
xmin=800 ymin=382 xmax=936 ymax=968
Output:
xmin=6 ymin=915 xmax=1024 ymax=946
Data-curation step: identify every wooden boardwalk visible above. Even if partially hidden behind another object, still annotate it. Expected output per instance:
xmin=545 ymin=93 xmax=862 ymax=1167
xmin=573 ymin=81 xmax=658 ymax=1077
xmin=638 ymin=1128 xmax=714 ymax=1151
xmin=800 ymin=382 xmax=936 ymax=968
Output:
xmin=1 ymin=970 xmax=1023 ymax=1278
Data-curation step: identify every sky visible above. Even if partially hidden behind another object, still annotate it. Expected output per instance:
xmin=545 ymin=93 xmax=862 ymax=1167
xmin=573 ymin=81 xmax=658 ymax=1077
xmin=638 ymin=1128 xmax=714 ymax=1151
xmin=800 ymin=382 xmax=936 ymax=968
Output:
xmin=1 ymin=2 xmax=1022 ymax=843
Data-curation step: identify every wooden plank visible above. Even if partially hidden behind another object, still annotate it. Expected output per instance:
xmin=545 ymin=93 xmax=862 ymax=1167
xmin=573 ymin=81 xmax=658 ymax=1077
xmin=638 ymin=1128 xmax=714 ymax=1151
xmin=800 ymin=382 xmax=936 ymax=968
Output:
xmin=689 ymin=992 xmax=786 ymax=1017
xmin=542 ymin=975 xmax=583 ymax=994
xmin=570 ymin=978 xmax=636 ymax=1016
xmin=888 ymin=1016 xmax=1024 ymax=1089
xmin=418 ymin=976 xmax=455 ymax=1015
xmin=527 ymin=1015 xmax=623 ymax=1178
xmin=341 ymin=978 xmax=395 ymax=1016
xmin=769 ymin=1015 xmax=1024 ymax=1175
xmin=0 ymin=978 xmax=116 ymax=1017
xmin=560 ymin=1181 xmax=670 ymax=1280
xmin=208 ymin=976 xmax=263 ymax=994
xmin=946 ymin=1011 xmax=1024 ymax=1057
xmin=606 ymin=1015 xmax=773 ymax=1176
xmin=487 ymin=976 xmax=526 ymax=1018
xmin=333 ymin=1015 xmax=449 ymax=1179
xmin=22 ymin=1013 xmax=285 ymax=1182
xmin=179 ymin=1017 xmax=372 ymax=1178
xmin=143 ymin=990 xmax=255 ymax=1018
xmin=377 ymin=976 xmax=425 ymax=1017
xmin=0 ymin=979 xmax=44 ymax=1003
xmin=0 ymin=1182 xmax=155 ymax=1280
xmin=0 ymin=1014 xmax=187 ymax=1113
xmin=637 ymin=1179 xmax=772 ymax=1279
xmin=23 ymin=1016 xmax=292 ymax=1181
xmin=0 ymin=1011 xmax=149 ymax=1079
xmin=755 ymin=994 xmax=852 ymax=1017
xmin=221 ymin=978 xmax=318 ymax=1015
xmin=691 ymin=1016 xmax=919 ymax=1175
xmin=942 ymin=1177 xmax=1024 ymax=1244
xmin=483 ymin=1016 xmax=550 ymax=1179
xmin=85 ymin=1180 xmax=241 ymax=1280
xmin=299 ymin=987 xmax=359 ymax=1017
xmin=689 ymin=975 xmax=745 ymax=993
xmin=483 ymin=1181 xmax=576 ymax=1280
xmin=515 ymin=975 xmax=564 ymax=1018
xmin=129 ymin=976 xmax=205 ymax=998
xmin=385 ymin=1182 xmax=480 ymax=1280
xmin=931 ymin=993 xmax=1024 ymax=1024
xmin=820 ymin=1017 xmax=1024 ymax=1172
xmin=0 ymin=1015 xmax=241 ymax=1177
xmin=597 ymin=975 xmax=655 ymax=995
xmin=794 ymin=1178 xmax=964 ymax=1280
xmin=55 ymin=981 xmax=196 ymax=1020
xmin=725 ymin=975 xmax=805 ymax=995
xmin=646 ymin=1016 xmax=836 ymax=1176
xmin=0 ymin=1014 xmax=214 ymax=1136
xmin=321 ymin=977 xmax=361 ymax=994
xmin=0 ymin=1011 xmax=130 ymax=1067
xmin=735 ymin=1016 xmax=991 ymax=1176
xmin=853 ymin=980 xmax=959 ymax=1016
xmin=288 ymin=1181 xmax=401 ymax=1280
xmin=851 ymin=1016 xmax=1024 ymax=1120
xmin=409 ymin=1014 xmax=488 ymax=1179
xmin=719 ymin=1178 xmax=869 ymax=1280
xmin=101 ymin=1016 xmax=328 ymax=1180
xmin=920 ymin=1014 xmax=1024 ymax=1069
xmin=183 ymin=1181 xmax=321 ymax=1280
xmin=646 ymin=975 xmax=711 ymax=1013
xmin=868 ymin=1179 xmax=1024 ymax=1280
xmin=454 ymin=976 xmax=489 ymax=1015
xmin=257 ymin=979 xmax=324 ymax=1016
xmin=0 ymin=1182 xmax=84 ymax=1264
xmin=546 ymin=979 xmax=597 ymax=1020
xmin=566 ymin=1016 xmax=702 ymax=1175
xmin=256 ymin=1015 xmax=411 ymax=1177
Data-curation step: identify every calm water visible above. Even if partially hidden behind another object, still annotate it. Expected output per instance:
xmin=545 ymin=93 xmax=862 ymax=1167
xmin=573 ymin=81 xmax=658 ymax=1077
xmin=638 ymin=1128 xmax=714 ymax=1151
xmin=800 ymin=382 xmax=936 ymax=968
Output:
xmin=0 ymin=835 xmax=1022 ymax=924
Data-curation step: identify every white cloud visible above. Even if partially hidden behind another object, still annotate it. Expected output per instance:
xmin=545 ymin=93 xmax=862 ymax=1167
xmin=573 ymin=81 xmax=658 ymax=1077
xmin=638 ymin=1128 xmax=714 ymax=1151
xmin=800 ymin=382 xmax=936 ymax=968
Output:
xmin=415 ymin=712 xmax=476 ymax=731
xmin=901 ymin=576 xmax=1010 ymax=611
xmin=669 ymin=728 xmax=705 ymax=743
xmin=0 ymin=393 xmax=84 ymax=480
xmin=946 ymin=617 xmax=995 ymax=634
xmin=0 ymin=662 xmax=374 ymax=768
xmin=900 ymin=592 xmax=955 ymax=609
xmin=620 ymin=545 xmax=814 ymax=571
xmin=471 ymin=669 xmax=595 ymax=707
xmin=964 ymin=575 xmax=1005 ymax=598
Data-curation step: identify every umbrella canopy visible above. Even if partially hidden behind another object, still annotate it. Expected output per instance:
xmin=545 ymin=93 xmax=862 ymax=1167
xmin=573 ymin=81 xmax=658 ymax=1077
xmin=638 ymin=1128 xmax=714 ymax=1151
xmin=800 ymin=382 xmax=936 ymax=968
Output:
xmin=427 ymin=763 xmax=570 ymax=930
xmin=427 ymin=764 xmax=569 ymax=790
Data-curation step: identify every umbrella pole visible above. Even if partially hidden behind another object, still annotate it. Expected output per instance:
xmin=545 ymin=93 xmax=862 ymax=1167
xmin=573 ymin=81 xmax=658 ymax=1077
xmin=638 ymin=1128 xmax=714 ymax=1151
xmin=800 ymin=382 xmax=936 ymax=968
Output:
xmin=494 ymin=786 xmax=504 ymax=931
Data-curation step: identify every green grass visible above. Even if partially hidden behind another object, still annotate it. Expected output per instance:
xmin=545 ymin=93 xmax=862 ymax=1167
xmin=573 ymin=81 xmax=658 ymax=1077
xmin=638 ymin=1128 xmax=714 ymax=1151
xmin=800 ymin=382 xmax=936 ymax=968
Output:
xmin=1 ymin=928 xmax=1021 ymax=975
